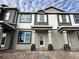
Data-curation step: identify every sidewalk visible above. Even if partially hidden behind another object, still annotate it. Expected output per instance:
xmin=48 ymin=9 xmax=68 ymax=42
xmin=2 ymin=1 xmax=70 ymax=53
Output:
xmin=0 ymin=50 xmax=79 ymax=59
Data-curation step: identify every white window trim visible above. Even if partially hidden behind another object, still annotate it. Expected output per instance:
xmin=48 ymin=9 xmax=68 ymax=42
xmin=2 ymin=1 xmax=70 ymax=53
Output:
xmin=59 ymin=15 xmax=62 ymax=23
xmin=44 ymin=15 xmax=47 ymax=22
xmin=37 ymin=14 xmax=47 ymax=22
xmin=37 ymin=15 xmax=40 ymax=22
xmin=39 ymin=33 xmax=45 ymax=47
xmin=66 ymin=15 xmax=70 ymax=23
xmin=18 ymin=31 xmax=31 ymax=44
xmin=20 ymin=14 xmax=32 ymax=23
xmin=1 ymin=33 xmax=7 ymax=47
xmin=5 ymin=12 xmax=10 ymax=20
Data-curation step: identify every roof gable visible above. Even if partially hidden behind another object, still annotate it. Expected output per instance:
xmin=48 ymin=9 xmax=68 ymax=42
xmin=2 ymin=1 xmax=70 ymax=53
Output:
xmin=38 ymin=10 xmax=45 ymax=12
xmin=44 ymin=6 xmax=65 ymax=13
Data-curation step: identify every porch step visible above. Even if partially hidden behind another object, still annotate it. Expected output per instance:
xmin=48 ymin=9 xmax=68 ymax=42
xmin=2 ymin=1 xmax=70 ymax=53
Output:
xmin=36 ymin=48 xmax=48 ymax=51
xmin=0 ymin=45 xmax=8 ymax=50
xmin=37 ymin=51 xmax=49 ymax=59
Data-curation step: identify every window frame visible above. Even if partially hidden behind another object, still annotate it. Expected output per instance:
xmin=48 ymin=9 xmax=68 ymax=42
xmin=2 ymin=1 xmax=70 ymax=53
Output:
xmin=19 ymin=14 xmax=32 ymax=23
xmin=74 ymin=14 xmax=79 ymax=24
xmin=58 ymin=14 xmax=70 ymax=24
xmin=17 ymin=31 xmax=32 ymax=44
xmin=36 ymin=14 xmax=47 ymax=23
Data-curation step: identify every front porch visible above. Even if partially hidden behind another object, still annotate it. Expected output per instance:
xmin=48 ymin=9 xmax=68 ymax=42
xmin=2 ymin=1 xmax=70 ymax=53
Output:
xmin=58 ymin=26 xmax=79 ymax=51
xmin=31 ymin=25 xmax=53 ymax=51
xmin=0 ymin=21 xmax=16 ymax=50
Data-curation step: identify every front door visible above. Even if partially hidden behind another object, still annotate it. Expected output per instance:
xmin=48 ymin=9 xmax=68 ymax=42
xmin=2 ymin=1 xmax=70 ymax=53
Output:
xmin=39 ymin=33 xmax=45 ymax=47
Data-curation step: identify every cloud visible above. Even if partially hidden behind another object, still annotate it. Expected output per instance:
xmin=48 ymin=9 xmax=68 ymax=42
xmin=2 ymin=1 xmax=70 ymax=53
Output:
xmin=0 ymin=0 xmax=79 ymax=12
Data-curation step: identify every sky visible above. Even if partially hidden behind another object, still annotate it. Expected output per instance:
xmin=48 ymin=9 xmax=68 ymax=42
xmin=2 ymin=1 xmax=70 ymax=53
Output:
xmin=0 ymin=0 xmax=79 ymax=12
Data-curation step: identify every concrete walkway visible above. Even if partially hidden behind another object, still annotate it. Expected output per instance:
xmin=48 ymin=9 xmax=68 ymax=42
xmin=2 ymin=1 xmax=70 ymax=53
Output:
xmin=0 ymin=50 xmax=79 ymax=59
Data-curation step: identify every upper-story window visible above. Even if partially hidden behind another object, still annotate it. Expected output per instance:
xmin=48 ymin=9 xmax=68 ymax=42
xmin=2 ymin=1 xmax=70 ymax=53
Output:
xmin=5 ymin=11 xmax=10 ymax=20
xmin=61 ymin=15 xmax=66 ymax=22
xmin=20 ymin=14 xmax=32 ymax=23
xmin=74 ymin=15 xmax=79 ymax=23
xmin=59 ymin=15 xmax=70 ymax=23
xmin=36 ymin=14 xmax=47 ymax=22
xmin=18 ymin=31 xmax=31 ymax=44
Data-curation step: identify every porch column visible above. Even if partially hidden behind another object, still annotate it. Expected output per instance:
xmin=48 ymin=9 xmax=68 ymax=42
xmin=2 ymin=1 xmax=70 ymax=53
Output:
xmin=31 ymin=30 xmax=36 ymax=51
xmin=0 ymin=25 xmax=3 ymax=47
xmin=63 ymin=31 xmax=71 ymax=51
xmin=48 ymin=30 xmax=53 ymax=51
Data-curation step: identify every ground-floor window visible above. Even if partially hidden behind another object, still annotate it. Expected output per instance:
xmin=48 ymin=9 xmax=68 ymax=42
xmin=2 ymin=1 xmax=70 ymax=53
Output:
xmin=18 ymin=31 xmax=31 ymax=44
xmin=1 ymin=33 xmax=7 ymax=47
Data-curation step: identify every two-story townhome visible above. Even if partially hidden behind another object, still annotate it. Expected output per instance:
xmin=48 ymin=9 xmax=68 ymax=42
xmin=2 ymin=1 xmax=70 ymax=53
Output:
xmin=1 ymin=5 xmax=79 ymax=51
xmin=0 ymin=4 xmax=18 ymax=50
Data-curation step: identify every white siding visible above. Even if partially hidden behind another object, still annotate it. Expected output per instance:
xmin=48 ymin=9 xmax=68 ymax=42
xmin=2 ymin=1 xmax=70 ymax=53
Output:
xmin=17 ymin=14 xmax=35 ymax=29
xmin=48 ymin=14 xmax=58 ymax=29
xmin=17 ymin=14 xmax=58 ymax=29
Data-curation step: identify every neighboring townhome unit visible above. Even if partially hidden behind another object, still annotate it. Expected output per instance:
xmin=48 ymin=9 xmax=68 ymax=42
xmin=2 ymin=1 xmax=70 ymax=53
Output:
xmin=1 ymin=5 xmax=79 ymax=51
xmin=0 ymin=4 xmax=18 ymax=50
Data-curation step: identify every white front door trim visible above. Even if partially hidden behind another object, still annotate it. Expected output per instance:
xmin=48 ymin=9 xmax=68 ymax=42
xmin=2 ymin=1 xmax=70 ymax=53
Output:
xmin=39 ymin=33 xmax=45 ymax=47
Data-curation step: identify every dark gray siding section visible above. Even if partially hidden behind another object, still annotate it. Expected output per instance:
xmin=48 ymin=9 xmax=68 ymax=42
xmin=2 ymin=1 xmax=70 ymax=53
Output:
xmin=4 ymin=31 xmax=13 ymax=49
xmin=4 ymin=10 xmax=15 ymax=23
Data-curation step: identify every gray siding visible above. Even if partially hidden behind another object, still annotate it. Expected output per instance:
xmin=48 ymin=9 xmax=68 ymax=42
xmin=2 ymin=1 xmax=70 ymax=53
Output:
xmin=1 ymin=31 xmax=14 ymax=50
xmin=68 ymin=31 xmax=79 ymax=51
xmin=4 ymin=10 xmax=16 ymax=23
xmin=52 ymin=30 xmax=64 ymax=50
xmin=12 ymin=30 xmax=19 ymax=49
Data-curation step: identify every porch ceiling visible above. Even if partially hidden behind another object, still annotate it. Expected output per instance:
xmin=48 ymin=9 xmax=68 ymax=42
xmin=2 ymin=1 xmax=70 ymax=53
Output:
xmin=58 ymin=26 xmax=79 ymax=32
xmin=31 ymin=25 xmax=52 ymax=30
xmin=0 ymin=21 xmax=16 ymax=32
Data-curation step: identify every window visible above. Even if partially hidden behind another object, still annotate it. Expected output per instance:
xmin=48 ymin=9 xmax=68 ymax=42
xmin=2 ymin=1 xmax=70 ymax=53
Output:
xmin=59 ymin=15 xmax=69 ymax=23
xmin=62 ymin=15 xmax=66 ymax=23
xmin=20 ymin=14 xmax=32 ymax=23
xmin=5 ymin=11 xmax=10 ymax=20
xmin=18 ymin=31 xmax=31 ymax=43
xmin=1 ymin=33 xmax=7 ymax=47
xmin=37 ymin=14 xmax=47 ymax=22
xmin=74 ymin=15 xmax=79 ymax=23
